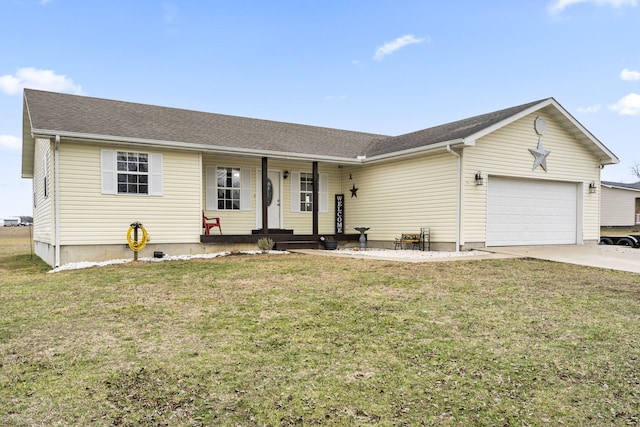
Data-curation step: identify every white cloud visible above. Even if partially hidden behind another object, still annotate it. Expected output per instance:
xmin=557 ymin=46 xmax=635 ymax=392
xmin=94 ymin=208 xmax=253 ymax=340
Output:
xmin=0 ymin=67 xmax=82 ymax=95
xmin=577 ymin=104 xmax=601 ymax=113
xmin=549 ymin=0 xmax=637 ymax=13
xmin=0 ymin=135 xmax=21 ymax=150
xmin=621 ymin=68 xmax=640 ymax=81
xmin=40 ymin=0 xmax=53 ymax=5
xmin=609 ymin=93 xmax=640 ymax=115
xmin=373 ymin=34 xmax=428 ymax=61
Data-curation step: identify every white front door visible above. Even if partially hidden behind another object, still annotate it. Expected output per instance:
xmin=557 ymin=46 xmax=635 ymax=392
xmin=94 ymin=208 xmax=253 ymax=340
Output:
xmin=257 ymin=170 xmax=281 ymax=229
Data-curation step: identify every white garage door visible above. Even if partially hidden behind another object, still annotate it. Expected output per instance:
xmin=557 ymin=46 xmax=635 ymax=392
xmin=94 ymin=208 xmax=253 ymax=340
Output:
xmin=486 ymin=177 xmax=578 ymax=246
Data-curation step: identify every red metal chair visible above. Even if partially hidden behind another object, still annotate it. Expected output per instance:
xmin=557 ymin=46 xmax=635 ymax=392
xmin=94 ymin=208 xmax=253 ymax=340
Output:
xmin=202 ymin=211 xmax=222 ymax=235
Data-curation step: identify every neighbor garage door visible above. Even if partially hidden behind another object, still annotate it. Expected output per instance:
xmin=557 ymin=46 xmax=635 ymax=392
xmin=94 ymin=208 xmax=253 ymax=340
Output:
xmin=486 ymin=177 xmax=578 ymax=246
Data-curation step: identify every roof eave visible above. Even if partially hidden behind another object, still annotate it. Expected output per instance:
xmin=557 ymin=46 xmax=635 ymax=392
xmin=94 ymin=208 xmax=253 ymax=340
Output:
xmin=464 ymin=98 xmax=619 ymax=166
xmin=363 ymin=139 xmax=468 ymax=164
xmin=464 ymin=98 xmax=556 ymax=145
xmin=545 ymin=98 xmax=619 ymax=165
xmin=30 ymin=129 xmax=364 ymax=165
xmin=21 ymin=95 xmax=35 ymax=178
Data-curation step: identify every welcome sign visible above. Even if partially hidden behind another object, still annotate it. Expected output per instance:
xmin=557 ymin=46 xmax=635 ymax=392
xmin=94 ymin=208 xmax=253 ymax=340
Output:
xmin=335 ymin=194 xmax=344 ymax=234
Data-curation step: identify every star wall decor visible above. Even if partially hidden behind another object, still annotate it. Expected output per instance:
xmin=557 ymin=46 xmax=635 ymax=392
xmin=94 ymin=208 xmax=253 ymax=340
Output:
xmin=350 ymin=183 xmax=359 ymax=198
xmin=529 ymin=116 xmax=550 ymax=171
xmin=529 ymin=139 xmax=550 ymax=171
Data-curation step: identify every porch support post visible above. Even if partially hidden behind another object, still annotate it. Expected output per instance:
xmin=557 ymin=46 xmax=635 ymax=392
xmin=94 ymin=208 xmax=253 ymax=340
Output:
xmin=262 ymin=157 xmax=269 ymax=234
xmin=312 ymin=161 xmax=319 ymax=236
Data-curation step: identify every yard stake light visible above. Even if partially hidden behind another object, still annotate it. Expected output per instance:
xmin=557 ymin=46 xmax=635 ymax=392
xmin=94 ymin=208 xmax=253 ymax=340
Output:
xmin=126 ymin=222 xmax=149 ymax=261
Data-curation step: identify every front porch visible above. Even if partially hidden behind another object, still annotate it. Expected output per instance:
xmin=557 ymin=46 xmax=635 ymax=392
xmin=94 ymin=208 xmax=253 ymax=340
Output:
xmin=202 ymin=157 xmax=357 ymax=250
xmin=200 ymin=232 xmax=360 ymax=250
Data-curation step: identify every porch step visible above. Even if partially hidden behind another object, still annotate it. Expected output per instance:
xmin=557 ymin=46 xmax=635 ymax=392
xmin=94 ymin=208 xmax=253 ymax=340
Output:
xmin=252 ymin=229 xmax=294 ymax=234
xmin=275 ymin=240 xmax=321 ymax=250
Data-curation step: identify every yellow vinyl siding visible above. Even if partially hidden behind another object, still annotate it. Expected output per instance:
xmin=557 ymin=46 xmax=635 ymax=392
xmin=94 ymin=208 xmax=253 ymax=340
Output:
xmin=33 ymin=138 xmax=53 ymax=244
xmin=284 ymin=165 xmax=341 ymax=235
xmin=202 ymin=155 xmax=342 ymax=234
xmin=342 ymin=152 xmax=458 ymax=243
xmin=203 ymin=156 xmax=259 ymax=234
xmin=462 ymin=111 xmax=602 ymax=244
xmin=58 ymin=143 xmax=201 ymax=245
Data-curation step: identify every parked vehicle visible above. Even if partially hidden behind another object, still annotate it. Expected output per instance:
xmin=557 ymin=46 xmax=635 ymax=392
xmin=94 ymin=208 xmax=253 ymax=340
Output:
xmin=599 ymin=235 xmax=640 ymax=248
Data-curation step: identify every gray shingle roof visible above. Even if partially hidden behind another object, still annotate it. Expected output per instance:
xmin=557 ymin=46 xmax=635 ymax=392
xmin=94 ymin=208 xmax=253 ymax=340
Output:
xmin=24 ymin=90 xmax=614 ymax=169
xmin=24 ymin=89 xmax=387 ymax=160
xmin=365 ymin=99 xmax=548 ymax=157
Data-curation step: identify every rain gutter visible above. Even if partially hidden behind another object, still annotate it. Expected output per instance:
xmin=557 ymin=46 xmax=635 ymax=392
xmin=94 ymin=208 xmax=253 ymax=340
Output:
xmin=364 ymin=139 xmax=467 ymax=164
xmin=54 ymin=135 xmax=61 ymax=267
xmin=446 ymin=144 xmax=461 ymax=252
xmin=29 ymin=130 xmax=364 ymax=165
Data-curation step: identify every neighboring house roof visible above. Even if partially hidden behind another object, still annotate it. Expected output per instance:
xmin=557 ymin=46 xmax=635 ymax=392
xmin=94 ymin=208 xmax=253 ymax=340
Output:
xmin=22 ymin=89 xmax=619 ymax=177
xmin=602 ymin=181 xmax=640 ymax=191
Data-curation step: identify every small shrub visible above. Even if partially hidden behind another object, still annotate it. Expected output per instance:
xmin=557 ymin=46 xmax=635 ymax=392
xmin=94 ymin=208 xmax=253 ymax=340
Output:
xmin=257 ymin=237 xmax=275 ymax=251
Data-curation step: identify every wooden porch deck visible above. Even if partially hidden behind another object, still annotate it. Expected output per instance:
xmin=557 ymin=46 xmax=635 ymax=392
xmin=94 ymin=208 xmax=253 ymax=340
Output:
xmin=200 ymin=232 xmax=361 ymax=250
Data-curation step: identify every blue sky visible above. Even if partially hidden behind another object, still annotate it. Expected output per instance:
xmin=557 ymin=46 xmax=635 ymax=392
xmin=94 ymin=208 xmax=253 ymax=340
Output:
xmin=1 ymin=0 xmax=639 ymax=220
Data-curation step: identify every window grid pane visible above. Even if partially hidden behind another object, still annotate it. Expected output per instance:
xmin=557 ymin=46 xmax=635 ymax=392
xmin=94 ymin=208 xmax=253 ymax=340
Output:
xmin=300 ymin=172 xmax=313 ymax=212
xmin=116 ymin=151 xmax=149 ymax=195
xmin=217 ymin=167 xmax=241 ymax=210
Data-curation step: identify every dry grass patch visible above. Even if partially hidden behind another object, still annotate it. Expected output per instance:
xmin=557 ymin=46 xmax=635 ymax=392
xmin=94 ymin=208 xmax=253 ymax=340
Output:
xmin=1 ymin=231 xmax=640 ymax=425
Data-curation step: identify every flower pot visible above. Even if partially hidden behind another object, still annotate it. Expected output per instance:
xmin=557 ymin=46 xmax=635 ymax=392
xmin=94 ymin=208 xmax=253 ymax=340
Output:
xmin=322 ymin=241 xmax=338 ymax=250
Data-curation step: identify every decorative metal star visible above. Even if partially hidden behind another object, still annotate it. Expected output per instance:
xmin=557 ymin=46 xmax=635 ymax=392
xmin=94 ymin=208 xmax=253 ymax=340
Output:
xmin=529 ymin=138 xmax=550 ymax=171
xmin=349 ymin=183 xmax=359 ymax=198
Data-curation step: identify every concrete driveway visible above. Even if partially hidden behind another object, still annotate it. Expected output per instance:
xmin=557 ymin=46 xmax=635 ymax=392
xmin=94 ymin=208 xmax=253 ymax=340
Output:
xmin=486 ymin=245 xmax=640 ymax=274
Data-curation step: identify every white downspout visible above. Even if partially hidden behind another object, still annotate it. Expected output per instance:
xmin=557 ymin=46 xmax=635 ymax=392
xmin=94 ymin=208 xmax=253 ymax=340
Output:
xmin=446 ymin=144 xmax=461 ymax=252
xmin=54 ymin=135 xmax=61 ymax=267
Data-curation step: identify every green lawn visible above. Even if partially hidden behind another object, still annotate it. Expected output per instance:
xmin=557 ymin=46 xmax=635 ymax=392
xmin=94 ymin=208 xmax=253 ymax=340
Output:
xmin=1 ymin=228 xmax=640 ymax=425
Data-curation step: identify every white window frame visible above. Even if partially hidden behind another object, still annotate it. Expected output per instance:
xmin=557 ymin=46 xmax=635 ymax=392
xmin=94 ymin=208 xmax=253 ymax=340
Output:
xmin=43 ymin=150 xmax=49 ymax=198
xmin=206 ymin=166 xmax=251 ymax=211
xmin=299 ymin=172 xmax=314 ymax=212
xmin=290 ymin=171 xmax=328 ymax=213
xmin=101 ymin=149 xmax=163 ymax=196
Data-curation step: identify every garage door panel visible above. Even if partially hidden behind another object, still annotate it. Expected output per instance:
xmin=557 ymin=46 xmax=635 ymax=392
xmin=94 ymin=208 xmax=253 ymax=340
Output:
xmin=487 ymin=177 xmax=577 ymax=246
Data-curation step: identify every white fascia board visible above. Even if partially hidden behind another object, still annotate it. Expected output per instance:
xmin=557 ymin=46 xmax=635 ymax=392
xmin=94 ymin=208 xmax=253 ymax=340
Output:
xmin=30 ymin=130 xmax=362 ymax=165
xmin=464 ymin=98 xmax=619 ymax=165
xmin=545 ymin=99 xmax=619 ymax=165
xmin=364 ymin=139 xmax=467 ymax=164
xmin=22 ymin=96 xmax=36 ymax=178
xmin=464 ymin=98 xmax=555 ymax=145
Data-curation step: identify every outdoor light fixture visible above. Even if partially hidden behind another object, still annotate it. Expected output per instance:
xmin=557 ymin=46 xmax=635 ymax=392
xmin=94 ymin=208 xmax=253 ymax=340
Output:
xmin=283 ymin=170 xmax=289 ymax=179
xmin=589 ymin=181 xmax=597 ymax=194
xmin=475 ymin=171 xmax=484 ymax=186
